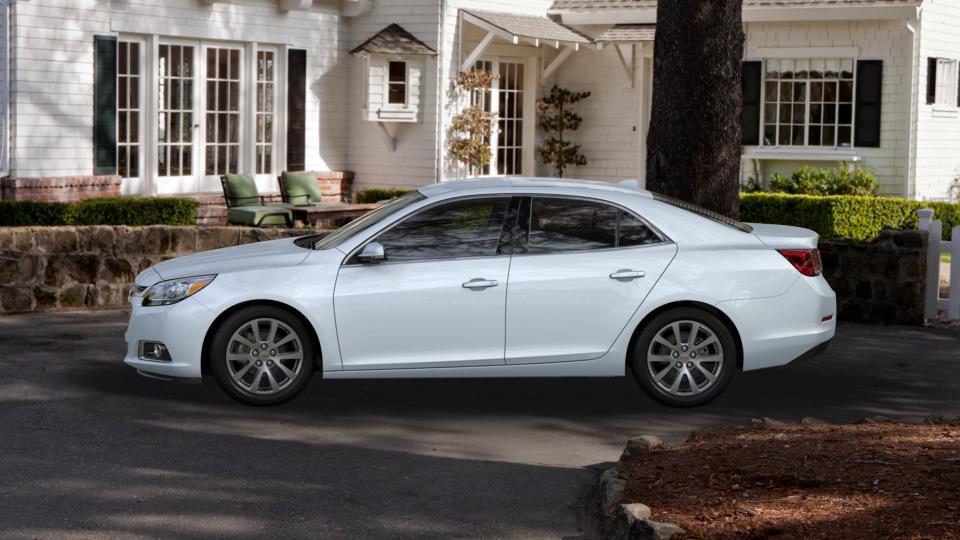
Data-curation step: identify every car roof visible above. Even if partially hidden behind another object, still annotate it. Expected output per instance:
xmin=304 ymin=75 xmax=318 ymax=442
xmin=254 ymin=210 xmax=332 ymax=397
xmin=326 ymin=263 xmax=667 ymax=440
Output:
xmin=417 ymin=176 xmax=655 ymax=199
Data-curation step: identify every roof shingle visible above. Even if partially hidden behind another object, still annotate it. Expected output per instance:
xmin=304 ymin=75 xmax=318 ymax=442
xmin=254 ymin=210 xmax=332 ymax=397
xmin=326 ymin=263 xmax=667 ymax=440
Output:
xmin=550 ymin=0 xmax=921 ymax=12
xmin=463 ymin=9 xmax=593 ymax=44
xmin=351 ymin=24 xmax=437 ymax=56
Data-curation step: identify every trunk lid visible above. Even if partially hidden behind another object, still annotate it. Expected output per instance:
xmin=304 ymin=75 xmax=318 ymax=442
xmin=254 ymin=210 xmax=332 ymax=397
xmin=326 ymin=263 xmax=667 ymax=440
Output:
xmin=746 ymin=223 xmax=819 ymax=250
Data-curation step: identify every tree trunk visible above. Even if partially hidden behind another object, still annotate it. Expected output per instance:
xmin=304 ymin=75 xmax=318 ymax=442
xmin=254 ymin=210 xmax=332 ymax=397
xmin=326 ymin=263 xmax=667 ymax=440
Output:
xmin=645 ymin=0 xmax=744 ymax=218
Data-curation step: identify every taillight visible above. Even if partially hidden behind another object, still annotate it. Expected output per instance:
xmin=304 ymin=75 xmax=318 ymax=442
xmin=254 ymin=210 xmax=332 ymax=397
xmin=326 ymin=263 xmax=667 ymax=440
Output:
xmin=778 ymin=249 xmax=822 ymax=277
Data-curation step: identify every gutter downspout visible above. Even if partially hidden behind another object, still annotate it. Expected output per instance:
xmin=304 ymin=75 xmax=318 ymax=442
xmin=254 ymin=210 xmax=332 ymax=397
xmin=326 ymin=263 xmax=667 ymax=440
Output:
xmin=434 ymin=0 xmax=445 ymax=183
xmin=904 ymin=10 xmax=920 ymax=199
xmin=0 ymin=0 xmax=10 ymax=178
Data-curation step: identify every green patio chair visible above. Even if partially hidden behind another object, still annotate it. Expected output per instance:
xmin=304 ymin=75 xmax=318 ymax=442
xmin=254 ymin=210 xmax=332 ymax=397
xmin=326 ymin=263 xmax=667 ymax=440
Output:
xmin=220 ymin=173 xmax=293 ymax=227
xmin=278 ymin=171 xmax=336 ymax=206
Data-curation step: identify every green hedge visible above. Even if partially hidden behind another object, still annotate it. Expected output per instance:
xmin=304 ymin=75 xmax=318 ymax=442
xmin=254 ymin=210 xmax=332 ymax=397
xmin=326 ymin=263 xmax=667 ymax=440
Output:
xmin=740 ymin=193 xmax=960 ymax=241
xmin=355 ymin=188 xmax=411 ymax=204
xmin=0 ymin=197 xmax=199 ymax=227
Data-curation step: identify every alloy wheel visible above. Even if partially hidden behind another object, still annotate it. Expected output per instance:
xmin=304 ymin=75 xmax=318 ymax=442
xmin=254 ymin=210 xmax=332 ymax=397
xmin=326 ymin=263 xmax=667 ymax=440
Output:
xmin=226 ymin=318 xmax=304 ymax=395
xmin=646 ymin=319 xmax=724 ymax=397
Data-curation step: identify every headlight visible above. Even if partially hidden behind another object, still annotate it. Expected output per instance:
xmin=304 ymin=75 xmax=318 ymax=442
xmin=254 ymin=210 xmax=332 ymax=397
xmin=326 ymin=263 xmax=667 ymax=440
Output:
xmin=141 ymin=275 xmax=216 ymax=306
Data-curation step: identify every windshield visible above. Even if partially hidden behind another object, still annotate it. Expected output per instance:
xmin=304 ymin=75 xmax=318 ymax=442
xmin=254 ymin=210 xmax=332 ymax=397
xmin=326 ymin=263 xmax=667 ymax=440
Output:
xmin=312 ymin=191 xmax=427 ymax=250
xmin=652 ymin=193 xmax=753 ymax=233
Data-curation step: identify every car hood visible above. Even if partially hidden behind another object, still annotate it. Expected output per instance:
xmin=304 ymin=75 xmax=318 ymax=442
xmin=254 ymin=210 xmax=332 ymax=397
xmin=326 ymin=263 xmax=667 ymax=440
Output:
xmin=147 ymin=237 xmax=313 ymax=281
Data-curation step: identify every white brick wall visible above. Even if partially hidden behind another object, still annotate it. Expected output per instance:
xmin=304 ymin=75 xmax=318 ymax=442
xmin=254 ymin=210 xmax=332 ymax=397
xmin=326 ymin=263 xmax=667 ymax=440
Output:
xmin=915 ymin=0 xmax=960 ymax=201
xmin=9 ymin=0 xmax=347 ymax=193
xmin=345 ymin=0 xmax=441 ymax=191
xmin=742 ymin=19 xmax=913 ymax=196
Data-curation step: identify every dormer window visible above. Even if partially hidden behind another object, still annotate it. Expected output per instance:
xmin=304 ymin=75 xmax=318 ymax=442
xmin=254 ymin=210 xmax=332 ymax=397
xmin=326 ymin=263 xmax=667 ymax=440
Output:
xmin=388 ymin=61 xmax=407 ymax=105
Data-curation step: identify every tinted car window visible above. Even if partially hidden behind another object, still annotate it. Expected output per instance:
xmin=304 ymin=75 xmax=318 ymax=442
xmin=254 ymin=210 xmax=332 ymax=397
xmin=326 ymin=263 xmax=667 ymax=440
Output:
xmin=528 ymin=198 xmax=617 ymax=253
xmin=373 ymin=197 xmax=511 ymax=262
xmin=619 ymin=211 xmax=661 ymax=247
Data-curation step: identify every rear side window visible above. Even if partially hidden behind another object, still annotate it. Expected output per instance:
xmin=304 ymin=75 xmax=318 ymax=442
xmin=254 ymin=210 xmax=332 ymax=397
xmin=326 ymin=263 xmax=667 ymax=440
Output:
xmin=372 ymin=197 xmax=511 ymax=262
xmin=525 ymin=197 xmax=662 ymax=254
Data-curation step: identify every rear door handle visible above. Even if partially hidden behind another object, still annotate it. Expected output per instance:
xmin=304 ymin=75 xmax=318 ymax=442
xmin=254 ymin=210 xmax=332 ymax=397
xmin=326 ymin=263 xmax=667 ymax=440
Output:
xmin=462 ymin=278 xmax=499 ymax=290
xmin=610 ymin=269 xmax=645 ymax=280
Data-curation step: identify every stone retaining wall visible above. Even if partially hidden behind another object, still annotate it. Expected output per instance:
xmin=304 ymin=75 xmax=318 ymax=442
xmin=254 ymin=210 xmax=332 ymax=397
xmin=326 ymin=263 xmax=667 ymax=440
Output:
xmin=0 ymin=226 xmax=308 ymax=313
xmin=820 ymin=229 xmax=927 ymax=325
xmin=0 ymin=227 xmax=929 ymax=323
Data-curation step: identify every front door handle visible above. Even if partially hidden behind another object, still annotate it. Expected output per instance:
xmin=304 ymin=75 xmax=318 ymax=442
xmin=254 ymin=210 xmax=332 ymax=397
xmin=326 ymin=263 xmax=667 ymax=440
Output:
xmin=462 ymin=278 xmax=499 ymax=290
xmin=610 ymin=269 xmax=645 ymax=281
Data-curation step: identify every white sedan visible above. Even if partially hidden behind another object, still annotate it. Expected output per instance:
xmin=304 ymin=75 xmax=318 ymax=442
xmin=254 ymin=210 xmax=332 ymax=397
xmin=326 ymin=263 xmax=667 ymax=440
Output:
xmin=124 ymin=177 xmax=836 ymax=407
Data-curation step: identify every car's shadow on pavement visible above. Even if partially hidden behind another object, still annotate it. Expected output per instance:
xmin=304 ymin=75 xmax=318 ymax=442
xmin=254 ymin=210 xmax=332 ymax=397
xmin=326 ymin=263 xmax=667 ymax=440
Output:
xmin=3 ymin=311 xmax=960 ymax=539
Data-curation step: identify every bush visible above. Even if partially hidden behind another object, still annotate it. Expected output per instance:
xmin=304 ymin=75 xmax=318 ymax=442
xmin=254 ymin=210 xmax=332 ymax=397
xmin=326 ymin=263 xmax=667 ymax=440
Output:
xmin=768 ymin=164 xmax=878 ymax=196
xmin=355 ymin=188 xmax=411 ymax=204
xmin=740 ymin=193 xmax=960 ymax=241
xmin=0 ymin=197 xmax=198 ymax=227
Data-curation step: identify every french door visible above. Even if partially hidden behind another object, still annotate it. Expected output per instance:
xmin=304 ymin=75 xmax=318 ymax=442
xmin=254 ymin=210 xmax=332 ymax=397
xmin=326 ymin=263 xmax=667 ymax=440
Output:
xmin=473 ymin=58 xmax=532 ymax=176
xmin=152 ymin=40 xmax=278 ymax=194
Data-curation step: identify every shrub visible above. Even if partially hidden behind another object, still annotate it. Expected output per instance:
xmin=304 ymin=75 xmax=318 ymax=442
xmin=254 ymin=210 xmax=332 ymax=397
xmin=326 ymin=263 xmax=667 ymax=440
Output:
xmin=0 ymin=197 xmax=198 ymax=227
xmin=740 ymin=193 xmax=960 ymax=241
xmin=768 ymin=164 xmax=878 ymax=196
xmin=355 ymin=188 xmax=411 ymax=204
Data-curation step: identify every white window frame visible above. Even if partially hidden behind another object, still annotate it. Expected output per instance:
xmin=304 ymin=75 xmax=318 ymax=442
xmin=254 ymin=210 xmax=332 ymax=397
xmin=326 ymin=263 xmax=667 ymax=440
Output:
xmin=117 ymin=36 xmax=147 ymax=194
xmin=760 ymin=58 xmax=857 ymax=149
xmin=385 ymin=60 xmax=408 ymax=108
xmin=118 ymin=34 xmax=286 ymax=195
xmin=474 ymin=56 xmax=535 ymax=177
xmin=934 ymin=58 xmax=959 ymax=109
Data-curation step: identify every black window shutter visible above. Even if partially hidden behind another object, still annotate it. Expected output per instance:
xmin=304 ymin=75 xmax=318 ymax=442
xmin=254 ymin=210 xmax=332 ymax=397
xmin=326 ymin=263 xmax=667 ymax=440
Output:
xmin=854 ymin=60 xmax=883 ymax=148
xmin=93 ymin=35 xmax=118 ymax=176
xmin=741 ymin=61 xmax=762 ymax=146
xmin=926 ymin=57 xmax=937 ymax=105
xmin=287 ymin=49 xmax=307 ymax=172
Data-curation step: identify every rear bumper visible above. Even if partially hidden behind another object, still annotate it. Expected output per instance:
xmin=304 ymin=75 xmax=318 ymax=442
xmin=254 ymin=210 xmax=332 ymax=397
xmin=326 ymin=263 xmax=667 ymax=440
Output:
xmin=789 ymin=336 xmax=833 ymax=365
xmin=718 ymin=274 xmax=836 ymax=371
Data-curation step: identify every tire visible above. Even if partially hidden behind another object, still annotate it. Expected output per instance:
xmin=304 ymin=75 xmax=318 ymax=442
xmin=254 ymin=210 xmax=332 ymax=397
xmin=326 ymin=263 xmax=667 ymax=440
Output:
xmin=630 ymin=307 xmax=736 ymax=408
xmin=211 ymin=305 xmax=316 ymax=406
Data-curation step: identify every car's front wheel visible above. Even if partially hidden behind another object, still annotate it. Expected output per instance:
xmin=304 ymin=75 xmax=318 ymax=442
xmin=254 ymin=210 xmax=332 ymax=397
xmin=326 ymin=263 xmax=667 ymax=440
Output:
xmin=631 ymin=307 xmax=736 ymax=407
xmin=211 ymin=306 xmax=315 ymax=406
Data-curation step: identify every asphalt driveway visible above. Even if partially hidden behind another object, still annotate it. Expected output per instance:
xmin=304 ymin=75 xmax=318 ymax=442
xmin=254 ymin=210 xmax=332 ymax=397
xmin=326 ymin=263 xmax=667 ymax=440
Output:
xmin=1 ymin=310 xmax=959 ymax=539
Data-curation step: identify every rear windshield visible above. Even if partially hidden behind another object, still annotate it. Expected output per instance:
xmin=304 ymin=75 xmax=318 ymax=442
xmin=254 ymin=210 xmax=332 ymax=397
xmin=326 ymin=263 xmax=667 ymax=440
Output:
xmin=652 ymin=193 xmax=753 ymax=233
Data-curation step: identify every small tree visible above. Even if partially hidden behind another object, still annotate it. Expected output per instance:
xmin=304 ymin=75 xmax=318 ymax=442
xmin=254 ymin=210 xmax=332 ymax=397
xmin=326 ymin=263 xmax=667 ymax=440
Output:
xmin=448 ymin=69 xmax=498 ymax=176
xmin=536 ymin=85 xmax=590 ymax=177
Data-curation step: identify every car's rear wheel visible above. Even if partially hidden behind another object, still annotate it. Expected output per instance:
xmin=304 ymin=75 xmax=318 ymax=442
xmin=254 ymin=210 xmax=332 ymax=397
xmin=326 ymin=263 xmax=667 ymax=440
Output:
xmin=211 ymin=306 xmax=315 ymax=406
xmin=631 ymin=307 xmax=736 ymax=407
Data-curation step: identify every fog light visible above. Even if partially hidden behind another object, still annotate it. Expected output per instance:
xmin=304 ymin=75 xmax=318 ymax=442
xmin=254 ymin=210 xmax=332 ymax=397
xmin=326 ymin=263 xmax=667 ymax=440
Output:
xmin=139 ymin=341 xmax=172 ymax=362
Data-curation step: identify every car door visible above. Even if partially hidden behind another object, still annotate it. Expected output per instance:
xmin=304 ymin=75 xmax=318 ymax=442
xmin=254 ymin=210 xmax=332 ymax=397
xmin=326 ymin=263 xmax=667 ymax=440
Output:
xmin=504 ymin=196 xmax=677 ymax=365
xmin=334 ymin=196 xmax=514 ymax=370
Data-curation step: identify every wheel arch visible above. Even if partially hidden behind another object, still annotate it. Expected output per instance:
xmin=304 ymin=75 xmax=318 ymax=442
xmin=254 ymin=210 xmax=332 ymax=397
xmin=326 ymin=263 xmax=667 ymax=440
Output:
xmin=626 ymin=301 xmax=744 ymax=371
xmin=201 ymin=299 xmax=323 ymax=376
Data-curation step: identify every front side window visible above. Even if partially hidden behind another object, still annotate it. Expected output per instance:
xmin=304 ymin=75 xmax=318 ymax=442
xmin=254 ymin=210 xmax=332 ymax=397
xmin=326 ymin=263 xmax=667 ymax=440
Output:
xmin=763 ymin=58 xmax=854 ymax=147
xmin=373 ymin=197 xmax=511 ymax=262
xmin=388 ymin=61 xmax=406 ymax=105
xmin=526 ymin=197 xmax=661 ymax=254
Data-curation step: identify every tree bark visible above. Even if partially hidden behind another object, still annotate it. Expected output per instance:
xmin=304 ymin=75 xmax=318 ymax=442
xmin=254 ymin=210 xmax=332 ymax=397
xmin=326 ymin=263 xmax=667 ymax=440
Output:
xmin=645 ymin=0 xmax=744 ymax=218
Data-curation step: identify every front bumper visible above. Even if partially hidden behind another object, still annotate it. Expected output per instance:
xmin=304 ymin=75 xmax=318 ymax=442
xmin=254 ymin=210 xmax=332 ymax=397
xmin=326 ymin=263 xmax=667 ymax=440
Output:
xmin=123 ymin=295 xmax=217 ymax=380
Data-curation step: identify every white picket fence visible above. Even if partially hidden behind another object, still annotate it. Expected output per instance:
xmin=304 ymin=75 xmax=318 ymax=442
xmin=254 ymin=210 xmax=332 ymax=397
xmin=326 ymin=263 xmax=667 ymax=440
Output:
xmin=918 ymin=208 xmax=960 ymax=321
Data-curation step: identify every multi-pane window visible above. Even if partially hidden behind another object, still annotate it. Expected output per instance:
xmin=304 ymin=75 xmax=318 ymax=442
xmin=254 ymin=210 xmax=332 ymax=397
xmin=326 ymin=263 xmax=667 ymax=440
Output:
xmin=158 ymin=44 xmax=194 ymax=177
xmin=935 ymin=59 xmax=959 ymax=107
xmin=117 ymin=41 xmax=140 ymax=178
xmin=255 ymin=50 xmax=275 ymax=175
xmin=763 ymin=59 xmax=855 ymax=148
xmin=496 ymin=62 xmax=524 ymax=175
xmin=388 ymin=61 xmax=406 ymax=105
xmin=205 ymin=47 xmax=241 ymax=176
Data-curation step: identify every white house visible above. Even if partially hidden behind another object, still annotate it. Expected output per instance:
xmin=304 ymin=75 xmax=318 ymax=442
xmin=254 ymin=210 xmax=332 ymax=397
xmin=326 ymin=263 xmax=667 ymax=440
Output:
xmin=0 ymin=0 xmax=957 ymax=202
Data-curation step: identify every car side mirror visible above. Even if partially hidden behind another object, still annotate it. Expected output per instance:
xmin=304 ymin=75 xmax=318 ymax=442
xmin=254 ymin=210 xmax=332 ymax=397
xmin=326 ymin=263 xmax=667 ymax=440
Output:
xmin=358 ymin=241 xmax=386 ymax=264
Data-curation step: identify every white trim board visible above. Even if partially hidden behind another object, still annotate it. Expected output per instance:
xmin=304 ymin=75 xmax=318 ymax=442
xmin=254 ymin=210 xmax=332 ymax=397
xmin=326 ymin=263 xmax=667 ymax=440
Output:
xmin=753 ymin=47 xmax=859 ymax=59
xmin=110 ymin=16 xmax=294 ymax=45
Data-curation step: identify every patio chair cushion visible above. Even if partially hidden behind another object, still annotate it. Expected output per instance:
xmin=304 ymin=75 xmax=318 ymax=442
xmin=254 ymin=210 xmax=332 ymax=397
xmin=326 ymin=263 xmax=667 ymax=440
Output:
xmin=281 ymin=171 xmax=323 ymax=206
xmin=227 ymin=205 xmax=292 ymax=227
xmin=223 ymin=173 xmax=261 ymax=207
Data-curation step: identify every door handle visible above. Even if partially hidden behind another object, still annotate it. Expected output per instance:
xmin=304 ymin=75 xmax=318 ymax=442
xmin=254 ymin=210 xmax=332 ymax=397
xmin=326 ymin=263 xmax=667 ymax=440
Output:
xmin=610 ymin=269 xmax=645 ymax=280
xmin=462 ymin=278 xmax=499 ymax=290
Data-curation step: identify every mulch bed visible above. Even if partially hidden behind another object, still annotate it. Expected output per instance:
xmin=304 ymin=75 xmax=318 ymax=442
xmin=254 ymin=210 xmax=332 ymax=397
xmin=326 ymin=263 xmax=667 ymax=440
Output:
xmin=620 ymin=420 xmax=960 ymax=539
